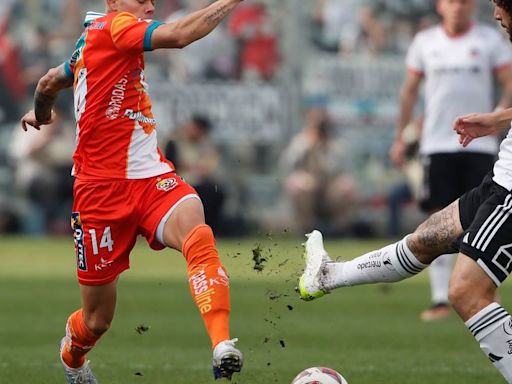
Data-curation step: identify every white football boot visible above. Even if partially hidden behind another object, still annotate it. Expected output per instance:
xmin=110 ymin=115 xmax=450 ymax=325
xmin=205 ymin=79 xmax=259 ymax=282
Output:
xmin=212 ymin=338 xmax=243 ymax=380
xmin=60 ymin=337 xmax=98 ymax=384
xmin=298 ymin=230 xmax=332 ymax=301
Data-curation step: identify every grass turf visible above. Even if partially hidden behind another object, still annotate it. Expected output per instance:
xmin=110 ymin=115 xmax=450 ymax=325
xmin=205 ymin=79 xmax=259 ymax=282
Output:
xmin=0 ymin=235 xmax=508 ymax=383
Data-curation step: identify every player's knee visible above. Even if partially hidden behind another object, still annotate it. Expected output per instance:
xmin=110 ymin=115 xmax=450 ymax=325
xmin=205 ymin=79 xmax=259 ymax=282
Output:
xmin=183 ymin=224 xmax=221 ymax=266
xmin=85 ymin=316 xmax=112 ymax=336
xmin=404 ymin=233 xmax=435 ymax=264
xmin=448 ymin=279 xmax=493 ymax=320
xmin=448 ymin=279 xmax=467 ymax=312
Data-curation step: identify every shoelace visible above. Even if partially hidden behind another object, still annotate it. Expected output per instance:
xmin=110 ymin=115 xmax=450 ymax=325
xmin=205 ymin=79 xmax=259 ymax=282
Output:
xmin=64 ymin=362 xmax=93 ymax=384
xmin=224 ymin=338 xmax=238 ymax=347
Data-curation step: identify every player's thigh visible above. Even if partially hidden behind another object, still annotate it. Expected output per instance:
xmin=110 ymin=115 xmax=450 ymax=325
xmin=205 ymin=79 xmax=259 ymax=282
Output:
xmin=449 ymin=254 xmax=496 ymax=321
xmin=458 ymin=175 xmax=512 ymax=287
xmin=137 ymin=172 xmax=202 ymax=251
xmin=422 ymin=153 xmax=461 ymax=210
xmin=459 ymin=153 xmax=495 ymax=192
xmin=72 ymin=180 xmax=139 ymax=286
xmin=79 ymin=280 xmax=118 ymax=333
xmin=163 ymin=198 xmax=205 ymax=250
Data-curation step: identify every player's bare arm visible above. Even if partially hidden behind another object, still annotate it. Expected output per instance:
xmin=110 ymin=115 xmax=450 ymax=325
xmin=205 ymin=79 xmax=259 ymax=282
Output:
xmin=496 ymin=64 xmax=512 ymax=109
xmin=389 ymin=70 xmax=422 ymax=167
xmin=454 ymin=108 xmax=512 ymax=147
xmin=21 ymin=63 xmax=73 ymax=131
xmin=151 ymin=0 xmax=243 ymax=50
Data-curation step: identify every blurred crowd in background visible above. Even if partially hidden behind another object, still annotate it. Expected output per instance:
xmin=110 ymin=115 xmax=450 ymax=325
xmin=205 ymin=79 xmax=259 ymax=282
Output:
xmin=0 ymin=0 xmax=499 ymax=237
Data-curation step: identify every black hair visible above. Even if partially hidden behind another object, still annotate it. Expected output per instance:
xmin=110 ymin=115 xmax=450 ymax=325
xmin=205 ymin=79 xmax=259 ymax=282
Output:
xmin=191 ymin=115 xmax=212 ymax=133
xmin=493 ymin=0 xmax=512 ymax=15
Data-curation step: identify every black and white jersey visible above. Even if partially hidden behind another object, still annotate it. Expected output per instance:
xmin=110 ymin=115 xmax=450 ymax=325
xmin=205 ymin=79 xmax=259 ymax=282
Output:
xmin=494 ymin=127 xmax=512 ymax=190
xmin=406 ymin=23 xmax=512 ymax=156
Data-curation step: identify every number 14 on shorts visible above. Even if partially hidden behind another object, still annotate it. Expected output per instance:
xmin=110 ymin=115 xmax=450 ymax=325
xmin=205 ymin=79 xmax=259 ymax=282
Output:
xmin=71 ymin=212 xmax=115 ymax=272
xmin=89 ymin=227 xmax=114 ymax=255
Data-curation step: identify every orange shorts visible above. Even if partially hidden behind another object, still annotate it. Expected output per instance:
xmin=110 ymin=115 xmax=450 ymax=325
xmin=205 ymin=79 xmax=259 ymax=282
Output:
xmin=71 ymin=172 xmax=199 ymax=285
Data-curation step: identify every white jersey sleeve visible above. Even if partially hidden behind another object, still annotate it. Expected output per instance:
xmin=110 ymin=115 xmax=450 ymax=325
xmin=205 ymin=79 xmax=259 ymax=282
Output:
xmin=405 ymin=33 xmax=425 ymax=75
xmin=489 ymin=28 xmax=512 ymax=70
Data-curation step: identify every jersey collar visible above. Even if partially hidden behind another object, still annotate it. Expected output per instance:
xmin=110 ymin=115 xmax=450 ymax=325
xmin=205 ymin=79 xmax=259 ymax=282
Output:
xmin=84 ymin=11 xmax=106 ymax=27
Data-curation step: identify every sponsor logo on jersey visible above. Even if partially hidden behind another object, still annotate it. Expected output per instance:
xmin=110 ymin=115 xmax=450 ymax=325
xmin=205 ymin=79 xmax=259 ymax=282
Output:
xmin=470 ymin=48 xmax=480 ymax=58
xmin=433 ymin=65 xmax=481 ymax=75
xmin=71 ymin=212 xmax=87 ymax=271
xmin=105 ymin=75 xmax=128 ymax=120
xmin=156 ymin=177 xmax=178 ymax=192
xmin=89 ymin=21 xmax=106 ymax=30
xmin=124 ymin=109 xmax=156 ymax=125
xmin=69 ymin=31 xmax=86 ymax=68
xmin=94 ymin=257 xmax=113 ymax=271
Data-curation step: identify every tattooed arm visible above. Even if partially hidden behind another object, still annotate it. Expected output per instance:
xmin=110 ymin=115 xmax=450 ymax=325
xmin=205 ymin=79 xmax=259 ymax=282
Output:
xmin=21 ymin=63 xmax=73 ymax=131
xmin=151 ymin=0 xmax=243 ymax=50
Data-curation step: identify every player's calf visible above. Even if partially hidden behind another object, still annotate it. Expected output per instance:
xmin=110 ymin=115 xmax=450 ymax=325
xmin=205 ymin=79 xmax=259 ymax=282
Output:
xmin=299 ymin=231 xmax=428 ymax=299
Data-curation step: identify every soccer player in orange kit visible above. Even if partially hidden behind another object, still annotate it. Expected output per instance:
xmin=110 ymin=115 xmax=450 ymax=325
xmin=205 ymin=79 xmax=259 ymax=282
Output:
xmin=20 ymin=0 xmax=244 ymax=382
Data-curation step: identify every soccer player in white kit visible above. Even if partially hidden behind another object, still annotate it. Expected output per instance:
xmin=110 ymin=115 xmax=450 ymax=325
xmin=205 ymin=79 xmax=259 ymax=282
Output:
xmin=389 ymin=0 xmax=512 ymax=321
xmin=299 ymin=1 xmax=512 ymax=382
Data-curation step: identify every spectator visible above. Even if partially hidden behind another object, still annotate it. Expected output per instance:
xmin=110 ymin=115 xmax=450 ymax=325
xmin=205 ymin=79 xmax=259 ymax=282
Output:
xmin=387 ymin=117 xmax=422 ymax=236
xmin=280 ymin=107 xmax=357 ymax=235
xmin=10 ymin=107 xmax=75 ymax=234
xmin=165 ymin=115 xmax=226 ymax=231
xmin=165 ymin=0 xmax=235 ymax=80
xmin=311 ymin=0 xmax=361 ymax=54
xmin=228 ymin=0 xmax=279 ymax=81
xmin=0 ymin=0 xmax=25 ymax=124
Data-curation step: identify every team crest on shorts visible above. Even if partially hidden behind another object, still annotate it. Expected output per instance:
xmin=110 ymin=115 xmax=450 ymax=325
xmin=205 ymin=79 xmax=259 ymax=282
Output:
xmin=156 ymin=177 xmax=178 ymax=192
xmin=71 ymin=212 xmax=87 ymax=271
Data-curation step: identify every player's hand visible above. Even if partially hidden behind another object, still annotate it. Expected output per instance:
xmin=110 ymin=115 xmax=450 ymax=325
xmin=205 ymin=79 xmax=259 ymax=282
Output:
xmin=20 ymin=110 xmax=55 ymax=131
xmin=389 ymin=139 xmax=406 ymax=168
xmin=453 ymin=113 xmax=500 ymax=148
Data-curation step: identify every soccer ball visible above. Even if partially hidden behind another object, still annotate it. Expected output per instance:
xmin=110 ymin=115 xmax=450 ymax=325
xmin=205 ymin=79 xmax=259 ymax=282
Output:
xmin=291 ymin=367 xmax=348 ymax=384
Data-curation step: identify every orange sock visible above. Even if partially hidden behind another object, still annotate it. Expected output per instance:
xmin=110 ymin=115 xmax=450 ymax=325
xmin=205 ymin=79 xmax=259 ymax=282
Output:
xmin=182 ymin=224 xmax=230 ymax=349
xmin=61 ymin=309 xmax=101 ymax=368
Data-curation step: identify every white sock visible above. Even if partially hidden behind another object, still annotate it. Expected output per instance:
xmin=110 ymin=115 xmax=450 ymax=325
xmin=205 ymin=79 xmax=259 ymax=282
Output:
xmin=429 ymin=254 xmax=454 ymax=305
xmin=466 ymin=303 xmax=512 ymax=383
xmin=323 ymin=236 xmax=428 ymax=289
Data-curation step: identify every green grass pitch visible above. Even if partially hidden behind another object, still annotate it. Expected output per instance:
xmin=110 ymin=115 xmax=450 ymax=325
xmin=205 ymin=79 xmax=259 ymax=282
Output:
xmin=0 ymin=235 xmax=508 ymax=383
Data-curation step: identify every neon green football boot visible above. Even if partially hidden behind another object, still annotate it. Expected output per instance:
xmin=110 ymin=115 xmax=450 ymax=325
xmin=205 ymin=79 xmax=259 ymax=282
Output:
xmin=298 ymin=230 xmax=331 ymax=301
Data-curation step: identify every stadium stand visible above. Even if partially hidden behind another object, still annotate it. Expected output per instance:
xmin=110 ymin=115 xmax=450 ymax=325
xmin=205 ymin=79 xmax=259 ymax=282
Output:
xmin=0 ymin=0 xmax=499 ymax=235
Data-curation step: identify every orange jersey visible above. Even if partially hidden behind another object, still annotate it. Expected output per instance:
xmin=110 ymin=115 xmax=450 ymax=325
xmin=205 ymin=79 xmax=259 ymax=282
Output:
xmin=64 ymin=11 xmax=173 ymax=180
